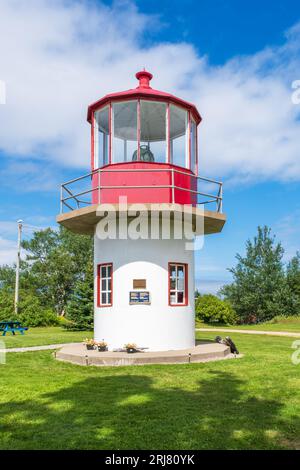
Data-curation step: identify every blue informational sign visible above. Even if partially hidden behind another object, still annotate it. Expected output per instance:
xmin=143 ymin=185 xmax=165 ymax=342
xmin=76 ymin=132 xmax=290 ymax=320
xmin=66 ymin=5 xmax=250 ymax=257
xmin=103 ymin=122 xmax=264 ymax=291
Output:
xmin=129 ymin=291 xmax=150 ymax=304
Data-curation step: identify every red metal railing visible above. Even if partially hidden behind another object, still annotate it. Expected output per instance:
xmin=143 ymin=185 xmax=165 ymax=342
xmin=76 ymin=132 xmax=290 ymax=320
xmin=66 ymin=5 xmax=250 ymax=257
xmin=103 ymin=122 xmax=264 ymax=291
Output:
xmin=60 ymin=167 xmax=223 ymax=213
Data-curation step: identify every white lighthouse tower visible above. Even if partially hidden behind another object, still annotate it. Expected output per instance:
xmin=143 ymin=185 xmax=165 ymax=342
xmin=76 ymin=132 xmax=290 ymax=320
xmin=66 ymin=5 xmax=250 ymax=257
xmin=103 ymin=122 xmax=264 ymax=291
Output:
xmin=57 ymin=70 xmax=226 ymax=352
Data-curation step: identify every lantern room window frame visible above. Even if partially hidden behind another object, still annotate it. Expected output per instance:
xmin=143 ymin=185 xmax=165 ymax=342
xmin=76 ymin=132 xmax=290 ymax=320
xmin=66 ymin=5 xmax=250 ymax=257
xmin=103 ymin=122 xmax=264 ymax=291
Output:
xmin=92 ymin=98 xmax=198 ymax=174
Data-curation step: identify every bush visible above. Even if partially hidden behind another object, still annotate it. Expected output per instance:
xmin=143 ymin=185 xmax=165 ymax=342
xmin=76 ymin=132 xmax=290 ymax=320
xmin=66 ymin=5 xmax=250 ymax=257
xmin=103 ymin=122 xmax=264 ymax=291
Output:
xmin=65 ymin=261 xmax=94 ymax=331
xmin=56 ymin=316 xmax=73 ymax=327
xmin=267 ymin=315 xmax=300 ymax=324
xmin=196 ymin=294 xmax=237 ymax=325
xmin=0 ymin=289 xmax=15 ymax=321
xmin=0 ymin=289 xmax=59 ymax=327
xmin=19 ymin=308 xmax=59 ymax=327
xmin=19 ymin=295 xmax=59 ymax=327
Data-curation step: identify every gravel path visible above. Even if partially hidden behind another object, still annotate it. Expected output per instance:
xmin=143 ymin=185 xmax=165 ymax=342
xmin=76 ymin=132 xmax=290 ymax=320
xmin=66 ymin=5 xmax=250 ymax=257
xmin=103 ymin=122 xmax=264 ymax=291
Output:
xmin=196 ymin=328 xmax=300 ymax=338
xmin=0 ymin=342 xmax=81 ymax=353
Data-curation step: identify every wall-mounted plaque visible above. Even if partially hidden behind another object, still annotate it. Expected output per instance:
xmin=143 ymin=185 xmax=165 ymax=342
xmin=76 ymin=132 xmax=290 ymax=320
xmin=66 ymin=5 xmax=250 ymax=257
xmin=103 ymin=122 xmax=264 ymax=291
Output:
xmin=133 ymin=279 xmax=146 ymax=289
xmin=129 ymin=291 xmax=150 ymax=305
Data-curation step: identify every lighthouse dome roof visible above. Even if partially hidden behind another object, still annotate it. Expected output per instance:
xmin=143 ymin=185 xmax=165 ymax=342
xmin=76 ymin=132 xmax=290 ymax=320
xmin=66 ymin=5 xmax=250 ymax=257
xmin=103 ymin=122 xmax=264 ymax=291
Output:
xmin=87 ymin=70 xmax=201 ymax=125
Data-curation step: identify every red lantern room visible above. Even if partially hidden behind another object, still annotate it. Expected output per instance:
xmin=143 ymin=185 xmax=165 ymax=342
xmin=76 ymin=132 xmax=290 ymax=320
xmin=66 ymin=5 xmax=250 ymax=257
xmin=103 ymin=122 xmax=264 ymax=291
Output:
xmin=87 ymin=70 xmax=201 ymax=205
xmin=58 ymin=70 xmax=225 ymax=236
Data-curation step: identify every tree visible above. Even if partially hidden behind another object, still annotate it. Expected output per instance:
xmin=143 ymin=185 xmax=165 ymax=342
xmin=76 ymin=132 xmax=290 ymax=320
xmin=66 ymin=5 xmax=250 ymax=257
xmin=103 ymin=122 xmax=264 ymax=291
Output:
xmin=220 ymin=226 xmax=289 ymax=323
xmin=194 ymin=289 xmax=201 ymax=299
xmin=0 ymin=265 xmax=15 ymax=290
xmin=65 ymin=260 xmax=94 ymax=330
xmin=21 ymin=227 xmax=93 ymax=315
xmin=286 ymin=252 xmax=300 ymax=315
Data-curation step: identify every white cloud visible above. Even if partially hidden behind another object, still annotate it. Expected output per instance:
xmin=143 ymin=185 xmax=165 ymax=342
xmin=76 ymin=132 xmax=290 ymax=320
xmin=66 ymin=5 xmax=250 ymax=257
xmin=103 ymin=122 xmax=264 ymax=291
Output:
xmin=275 ymin=207 xmax=300 ymax=261
xmin=195 ymin=279 xmax=230 ymax=295
xmin=0 ymin=219 xmax=55 ymax=265
xmin=0 ymin=0 xmax=299 ymax=186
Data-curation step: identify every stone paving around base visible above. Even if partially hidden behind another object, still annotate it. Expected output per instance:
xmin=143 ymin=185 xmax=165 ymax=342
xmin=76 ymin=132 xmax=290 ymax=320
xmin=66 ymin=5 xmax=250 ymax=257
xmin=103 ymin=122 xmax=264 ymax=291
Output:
xmin=196 ymin=328 xmax=300 ymax=338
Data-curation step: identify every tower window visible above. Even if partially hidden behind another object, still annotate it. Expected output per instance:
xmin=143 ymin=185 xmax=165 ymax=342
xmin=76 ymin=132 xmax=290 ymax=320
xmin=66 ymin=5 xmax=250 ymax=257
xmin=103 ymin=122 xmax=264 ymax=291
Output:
xmin=97 ymin=263 xmax=113 ymax=307
xmin=168 ymin=263 xmax=188 ymax=306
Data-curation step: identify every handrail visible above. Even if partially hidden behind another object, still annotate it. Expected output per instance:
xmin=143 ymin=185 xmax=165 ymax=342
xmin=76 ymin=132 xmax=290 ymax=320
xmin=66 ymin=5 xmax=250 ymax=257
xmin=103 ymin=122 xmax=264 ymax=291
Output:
xmin=61 ymin=167 xmax=223 ymax=187
xmin=60 ymin=167 xmax=223 ymax=213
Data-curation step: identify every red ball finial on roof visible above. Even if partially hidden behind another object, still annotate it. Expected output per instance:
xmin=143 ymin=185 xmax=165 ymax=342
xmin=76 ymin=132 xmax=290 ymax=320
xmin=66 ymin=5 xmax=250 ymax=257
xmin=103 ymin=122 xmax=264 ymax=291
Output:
xmin=135 ymin=69 xmax=153 ymax=88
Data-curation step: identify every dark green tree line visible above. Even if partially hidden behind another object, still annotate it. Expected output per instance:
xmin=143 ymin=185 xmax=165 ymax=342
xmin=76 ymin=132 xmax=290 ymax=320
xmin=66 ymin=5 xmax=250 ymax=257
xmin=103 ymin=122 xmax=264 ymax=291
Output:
xmin=0 ymin=227 xmax=93 ymax=328
xmin=220 ymin=226 xmax=300 ymax=323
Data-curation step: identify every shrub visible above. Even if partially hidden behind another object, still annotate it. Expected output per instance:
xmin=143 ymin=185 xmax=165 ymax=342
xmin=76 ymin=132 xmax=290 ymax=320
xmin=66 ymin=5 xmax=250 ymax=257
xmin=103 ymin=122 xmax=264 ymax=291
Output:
xmin=267 ymin=315 xmax=300 ymax=324
xmin=0 ymin=289 xmax=15 ymax=321
xmin=0 ymin=289 xmax=59 ymax=327
xmin=196 ymin=294 xmax=237 ymax=325
xmin=65 ymin=261 xmax=94 ymax=331
xmin=19 ymin=308 xmax=59 ymax=327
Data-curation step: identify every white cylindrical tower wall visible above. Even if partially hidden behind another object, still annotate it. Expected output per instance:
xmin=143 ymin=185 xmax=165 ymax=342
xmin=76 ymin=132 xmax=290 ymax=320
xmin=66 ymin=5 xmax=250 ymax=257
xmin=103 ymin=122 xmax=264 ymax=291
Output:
xmin=94 ymin=233 xmax=195 ymax=352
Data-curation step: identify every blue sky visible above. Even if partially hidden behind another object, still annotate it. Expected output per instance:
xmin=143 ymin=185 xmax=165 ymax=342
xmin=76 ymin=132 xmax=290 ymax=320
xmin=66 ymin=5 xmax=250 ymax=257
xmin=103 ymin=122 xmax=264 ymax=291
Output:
xmin=0 ymin=0 xmax=300 ymax=293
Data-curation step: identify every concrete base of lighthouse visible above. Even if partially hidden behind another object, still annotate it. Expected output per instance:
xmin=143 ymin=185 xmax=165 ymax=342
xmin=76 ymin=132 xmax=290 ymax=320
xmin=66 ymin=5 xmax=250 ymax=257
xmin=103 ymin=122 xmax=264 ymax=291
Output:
xmin=94 ymin=235 xmax=195 ymax=352
xmin=56 ymin=341 xmax=235 ymax=367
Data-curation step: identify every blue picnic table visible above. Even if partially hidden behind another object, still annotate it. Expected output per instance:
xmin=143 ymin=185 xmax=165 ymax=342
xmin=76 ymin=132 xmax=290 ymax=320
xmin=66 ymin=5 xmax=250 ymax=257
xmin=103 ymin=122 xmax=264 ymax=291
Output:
xmin=0 ymin=321 xmax=28 ymax=336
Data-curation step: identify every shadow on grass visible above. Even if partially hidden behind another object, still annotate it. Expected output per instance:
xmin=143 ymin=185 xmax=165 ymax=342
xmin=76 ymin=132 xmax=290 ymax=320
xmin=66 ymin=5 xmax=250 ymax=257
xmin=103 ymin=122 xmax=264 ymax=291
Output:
xmin=0 ymin=369 xmax=298 ymax=449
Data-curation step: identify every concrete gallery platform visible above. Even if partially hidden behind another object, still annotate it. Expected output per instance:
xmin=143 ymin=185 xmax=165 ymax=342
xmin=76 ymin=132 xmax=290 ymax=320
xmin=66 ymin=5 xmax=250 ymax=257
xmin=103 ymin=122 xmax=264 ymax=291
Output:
xmin=55 ymin=340 xmax=239 ymax=367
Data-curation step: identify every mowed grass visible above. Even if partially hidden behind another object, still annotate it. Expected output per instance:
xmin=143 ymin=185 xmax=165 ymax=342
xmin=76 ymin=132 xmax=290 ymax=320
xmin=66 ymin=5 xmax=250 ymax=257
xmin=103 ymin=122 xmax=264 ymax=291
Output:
xmin=0 ymin=332 xmax=299 ymax=450
xmin=196 ymin=317 xmax=300 ymax=333
xmin=1 ymin=327 xmax=93 ymax=349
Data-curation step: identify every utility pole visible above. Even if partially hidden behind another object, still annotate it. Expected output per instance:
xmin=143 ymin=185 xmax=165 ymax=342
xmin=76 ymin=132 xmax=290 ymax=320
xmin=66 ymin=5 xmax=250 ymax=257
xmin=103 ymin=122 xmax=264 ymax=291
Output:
xmin=14 ymin=220 xmax=23 ymax=315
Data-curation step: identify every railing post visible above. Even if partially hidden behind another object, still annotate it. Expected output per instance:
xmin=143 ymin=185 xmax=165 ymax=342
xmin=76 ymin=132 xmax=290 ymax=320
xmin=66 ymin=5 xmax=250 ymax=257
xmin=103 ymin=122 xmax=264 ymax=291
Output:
xmin=171 ymin=168 xmax=175 ymax=203
xmin=60 ymin=185 xmax=63 ymax=213
xmin=98 ymin=168 xmax=101 ymax=204
xmin=219 ymin=183 xmax=223 ymax=213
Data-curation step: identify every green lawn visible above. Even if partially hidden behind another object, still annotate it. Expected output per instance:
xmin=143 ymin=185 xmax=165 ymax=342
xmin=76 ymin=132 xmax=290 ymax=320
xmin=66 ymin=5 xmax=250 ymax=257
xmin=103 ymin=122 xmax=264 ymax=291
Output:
xmin=0 ymin=332 xmax=299 ymax=449
xmin=1 ymin=327 xmax=93 ymax=349
xmin=196 ymin=318 xmax=300 ymax=333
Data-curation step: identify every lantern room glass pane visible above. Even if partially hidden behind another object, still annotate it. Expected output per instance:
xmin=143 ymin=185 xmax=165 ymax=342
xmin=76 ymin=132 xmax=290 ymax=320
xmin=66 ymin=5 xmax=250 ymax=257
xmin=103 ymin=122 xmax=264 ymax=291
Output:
xmin=170 ymin=105 xmax=188 ymax=169
xmin=113 ymin=101 xmax=138 ymax=163
xmin=95 ymin=107 xmax=109 ymax=168
xmin=107 ymin=265 xmax=112 ymax=277
xmin=139 ymin=101 xmax=167 ymax=163
xmin=177 ymin=266 xmax=184 ymax=278
xmin=190 ymin=118 xmax=197 ymax=174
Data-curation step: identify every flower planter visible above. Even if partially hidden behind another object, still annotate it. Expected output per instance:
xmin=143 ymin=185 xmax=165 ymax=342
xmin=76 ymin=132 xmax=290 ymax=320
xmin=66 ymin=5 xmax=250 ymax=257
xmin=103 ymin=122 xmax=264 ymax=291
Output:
xmin=126 ymin=348 xmax=137 ymax=354
xmin=97 ymin=346 xmax=107 ymax=352
xmin=86 ymin=344 xmax=95 ymax=351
